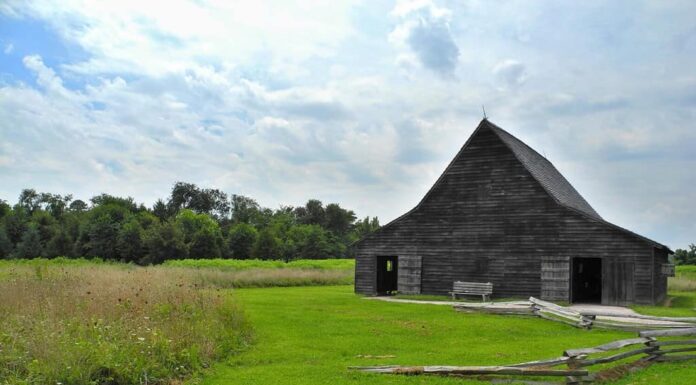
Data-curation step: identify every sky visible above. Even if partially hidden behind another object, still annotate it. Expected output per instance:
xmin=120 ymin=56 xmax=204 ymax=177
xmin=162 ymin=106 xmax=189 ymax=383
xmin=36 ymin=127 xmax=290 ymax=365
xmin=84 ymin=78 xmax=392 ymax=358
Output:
xmin=0 ymin=0 xmax=695 ymax=249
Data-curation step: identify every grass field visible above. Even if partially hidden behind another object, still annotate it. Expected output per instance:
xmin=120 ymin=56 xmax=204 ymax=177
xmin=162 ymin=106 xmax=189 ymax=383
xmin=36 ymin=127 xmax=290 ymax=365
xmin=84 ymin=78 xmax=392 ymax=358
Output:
xmin=200 ymin=285 xmax=696 ymax=385
xmin=1 ymin=260 xmax=694 ymax=385
xmin=0 ymin=259 xmax=352 ymax=385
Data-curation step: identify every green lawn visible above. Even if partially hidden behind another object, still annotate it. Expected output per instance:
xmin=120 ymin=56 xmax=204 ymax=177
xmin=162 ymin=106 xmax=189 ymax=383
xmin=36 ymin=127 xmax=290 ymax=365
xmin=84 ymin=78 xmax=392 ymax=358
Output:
xmin=199 ymin=286 xmax=696 ymax=385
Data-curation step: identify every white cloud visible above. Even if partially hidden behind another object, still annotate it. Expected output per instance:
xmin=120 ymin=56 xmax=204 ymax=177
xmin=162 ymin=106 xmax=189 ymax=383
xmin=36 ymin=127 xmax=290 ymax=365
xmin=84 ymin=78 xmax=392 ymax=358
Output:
xmin=492 ymin=59 xmax=528 ymax=88
xmin=3 ymin=43 xmax=13 ymax=54
xmin=389 ymin=0 xmax=460 ymax=76
xmin=4 ymin=0 xmax=360 ymax=78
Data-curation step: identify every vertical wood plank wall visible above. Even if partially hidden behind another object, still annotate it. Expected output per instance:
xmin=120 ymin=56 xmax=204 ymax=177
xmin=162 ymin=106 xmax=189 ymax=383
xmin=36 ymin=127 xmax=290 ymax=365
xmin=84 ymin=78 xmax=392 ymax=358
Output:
xmin=398 ymin=255 xmax=422 ymax=294
xmin=355 ymin=124 xmax=662 ymax=305
xmin=541 ymin=256 xmax=570 ymax=301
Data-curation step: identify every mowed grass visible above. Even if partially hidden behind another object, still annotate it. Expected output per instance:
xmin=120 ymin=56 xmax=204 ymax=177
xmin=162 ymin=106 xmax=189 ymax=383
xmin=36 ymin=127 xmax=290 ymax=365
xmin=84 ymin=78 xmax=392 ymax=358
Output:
xmin=200 ymin=286 xmax=691 ymax=385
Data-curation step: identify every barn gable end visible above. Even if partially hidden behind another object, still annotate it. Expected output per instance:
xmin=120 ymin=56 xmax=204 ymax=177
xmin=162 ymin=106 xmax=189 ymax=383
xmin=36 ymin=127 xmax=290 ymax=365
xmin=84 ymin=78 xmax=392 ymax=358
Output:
xmin=355 ymin=119 xmax=670 ymax=305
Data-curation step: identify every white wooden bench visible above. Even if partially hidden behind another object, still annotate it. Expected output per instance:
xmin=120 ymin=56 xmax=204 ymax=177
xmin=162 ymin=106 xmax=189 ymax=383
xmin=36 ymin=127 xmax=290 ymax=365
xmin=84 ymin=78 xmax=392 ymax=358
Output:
xmin=450 ymin=281 xmax=493 ymax=302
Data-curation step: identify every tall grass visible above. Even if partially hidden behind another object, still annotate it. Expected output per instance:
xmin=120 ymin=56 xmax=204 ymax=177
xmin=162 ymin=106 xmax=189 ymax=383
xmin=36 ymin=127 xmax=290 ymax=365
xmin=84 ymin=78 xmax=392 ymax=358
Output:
xmin=668 ymin=265 xmax=696 ymax=291
xmin=0 ymin=264 xmax=250 ymax=385
xmin=180 ymin=267 xmax=353 ymax=288
xmin=162 ymin=258 xmax=355 ymax=271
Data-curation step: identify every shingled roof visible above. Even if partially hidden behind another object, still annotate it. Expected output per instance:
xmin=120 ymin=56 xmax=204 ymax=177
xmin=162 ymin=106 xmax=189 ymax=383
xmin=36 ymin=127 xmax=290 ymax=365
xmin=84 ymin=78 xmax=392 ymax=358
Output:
xmin=485 ymin=120 xmax=603 ymax=221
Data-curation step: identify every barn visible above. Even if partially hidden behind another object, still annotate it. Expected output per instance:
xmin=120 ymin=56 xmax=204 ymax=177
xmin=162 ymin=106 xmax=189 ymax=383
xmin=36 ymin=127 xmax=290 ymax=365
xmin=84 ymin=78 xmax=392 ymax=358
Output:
xmin=355 ymin=119 xmax=673 ymax=305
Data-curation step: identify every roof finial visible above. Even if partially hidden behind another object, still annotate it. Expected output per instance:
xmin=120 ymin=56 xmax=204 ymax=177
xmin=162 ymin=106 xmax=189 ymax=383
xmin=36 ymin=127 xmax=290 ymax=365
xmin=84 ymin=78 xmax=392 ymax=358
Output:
xmin=482 ymin=105 xmax=487 ymax=120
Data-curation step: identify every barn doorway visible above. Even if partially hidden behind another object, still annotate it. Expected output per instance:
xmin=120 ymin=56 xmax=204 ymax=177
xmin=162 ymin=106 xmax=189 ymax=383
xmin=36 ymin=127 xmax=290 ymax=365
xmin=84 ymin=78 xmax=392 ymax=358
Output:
xmin=376 ymin=256 xmax=398 ymax=295
xmin=572 ymin=257 xmax=602 ymax=303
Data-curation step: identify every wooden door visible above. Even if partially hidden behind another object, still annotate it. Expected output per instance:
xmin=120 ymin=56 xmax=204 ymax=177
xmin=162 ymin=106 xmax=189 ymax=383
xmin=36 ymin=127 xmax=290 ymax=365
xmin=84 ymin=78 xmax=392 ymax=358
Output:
xmin=541 ymin=256 xmax=570 ymax=302
xmin=398 ymin=255 xmax=422 ymax=294
xmin=602 ymin=260 xmax=635 ymax=305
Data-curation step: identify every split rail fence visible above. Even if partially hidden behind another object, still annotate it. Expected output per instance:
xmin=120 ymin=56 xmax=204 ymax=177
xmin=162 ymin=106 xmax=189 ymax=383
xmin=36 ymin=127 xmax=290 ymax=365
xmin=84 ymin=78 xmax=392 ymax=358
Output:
xmin=351 ymin=328 xmax=696 ymax=384
xmin=453 ymin=297 xmax=696 ymax=331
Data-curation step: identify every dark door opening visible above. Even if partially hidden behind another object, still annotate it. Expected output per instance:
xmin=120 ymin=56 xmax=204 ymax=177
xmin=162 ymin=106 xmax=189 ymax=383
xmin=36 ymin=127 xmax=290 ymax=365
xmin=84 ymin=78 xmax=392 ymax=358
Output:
xmin=572 ymin=257 xmax=602 ymax=303
xmin=376 ymin=256 xmax=398 ymax=295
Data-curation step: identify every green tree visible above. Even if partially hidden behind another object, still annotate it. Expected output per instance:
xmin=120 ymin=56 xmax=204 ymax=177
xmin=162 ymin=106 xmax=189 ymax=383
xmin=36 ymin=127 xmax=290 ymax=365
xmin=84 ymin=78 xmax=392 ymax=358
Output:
xmin=68 ymin=199 xmax=88 ymax=212
xmin=286 ymin=224 xmax=333 ymax=260
xmin=118 ymin=219 xmax=144 ymax=263
xmin=175 ymin=209 xmax=222 ymax=243
xmin=0 ymin=225 xmax=12 ymax=258
xmin=45 ymin=228 xmax=73 ymax=258
xmin=324 ymin=203 xmax=356 ymax=237
xmin=152 ymin=199 xmax=171 ymax=221
xmin=77 ymin=202 xmax=133 ymax=259
xmin=18 ymin=189 xmax=42 ymax=214
xmin=142 ymin=221 xmax=188 ymax=264
xmin=90 ymin=194 xmax=139 ymax=212
xmin=351 ymin=216 xmax=380 ymax=242
xmin=30 ymin=210 xmax=58 ymax=247
xmin=295 ymin=199 xmax=325 ymax=226
xmin=3 ymin=207 xmax=28 ymax=246
xmin=167 ymin=182 xmax=230 ymax=219
xmin=0 ymin=200 xmax=10 ymax=219
xmin=230 ymin=194 xmax=261 ymax=224
xmin=15 ymin=225 xmax=43 ymax=258
xmin=227 ymin=223 xmax=258 ymax=259
xmin=39 ymin=192 xmax=73 ymax=218
xmin=252 ymin=228 xmax=282 ymax=260
xmin=674 ymin=244 xmax=696 ymax=265
xmin=189 ymin=226 xmax=223 ymax=258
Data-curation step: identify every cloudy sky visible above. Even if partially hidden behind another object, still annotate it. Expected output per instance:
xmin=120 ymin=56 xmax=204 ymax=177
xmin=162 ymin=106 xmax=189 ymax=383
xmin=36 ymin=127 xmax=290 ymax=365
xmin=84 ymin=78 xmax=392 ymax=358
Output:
xmin=1 ymin=0 xmax=694 ymax=249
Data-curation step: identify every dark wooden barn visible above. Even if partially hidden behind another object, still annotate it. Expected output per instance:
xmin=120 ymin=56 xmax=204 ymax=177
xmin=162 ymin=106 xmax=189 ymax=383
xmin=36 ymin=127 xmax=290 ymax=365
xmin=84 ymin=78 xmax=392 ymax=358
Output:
xmin=355 ymin=119 xmax=672 ymax=305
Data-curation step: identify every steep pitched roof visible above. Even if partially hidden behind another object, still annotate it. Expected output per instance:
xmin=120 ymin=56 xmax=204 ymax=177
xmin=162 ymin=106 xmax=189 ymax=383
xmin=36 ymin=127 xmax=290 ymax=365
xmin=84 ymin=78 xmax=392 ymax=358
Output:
xmin=485 ymin=120 xmax=603 ymax=221
xmin=357 ymin=119 xmax=670 ymax=252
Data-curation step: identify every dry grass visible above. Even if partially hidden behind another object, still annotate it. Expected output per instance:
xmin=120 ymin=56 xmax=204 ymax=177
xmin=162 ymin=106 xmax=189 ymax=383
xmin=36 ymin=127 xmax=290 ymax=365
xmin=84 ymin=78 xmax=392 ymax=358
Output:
xmin=669 ymin=266 xmax=696 ymax=292
xmin=668 ymin=276 xmax=696 ymax=291
xmin=184 ymin=266 xmax=353 ymax=288
xmin=0 ymin=264 xmax=250 ymax=385
xmin=0 ymin=260 xmax=353 ymax=385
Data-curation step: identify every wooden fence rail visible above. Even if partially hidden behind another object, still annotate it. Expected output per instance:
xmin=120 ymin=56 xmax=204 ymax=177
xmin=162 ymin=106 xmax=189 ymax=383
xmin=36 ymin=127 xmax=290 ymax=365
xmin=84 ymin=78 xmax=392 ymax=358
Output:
xmin=350 ymin=328 xmax=696 ymax=384
xmin=454 ymin=298 xmax=696 ymax=331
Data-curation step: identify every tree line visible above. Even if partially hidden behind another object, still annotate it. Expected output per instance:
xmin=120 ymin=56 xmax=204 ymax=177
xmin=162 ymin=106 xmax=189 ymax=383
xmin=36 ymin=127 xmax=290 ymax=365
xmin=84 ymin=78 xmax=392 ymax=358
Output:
xmin=674 ymin=244 xmax=696 ymax=265
xmin=0 ymin=182 xmax=380 ymax=264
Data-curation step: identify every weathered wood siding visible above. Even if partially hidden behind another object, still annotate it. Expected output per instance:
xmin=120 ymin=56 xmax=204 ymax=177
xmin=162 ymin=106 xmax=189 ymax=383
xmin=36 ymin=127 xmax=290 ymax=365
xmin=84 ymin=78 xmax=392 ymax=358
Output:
xmin=602 ymin=259 xmax=635 ymax=305
xmin=355 ymin=123 xmax=663 ymax=305
xmin=398 ymin=255 xmax=422 ymax=294
xmin=541 ymin=256 xmax=570 ymax=301
xmin=653 ymin=247 xmax=669 ymax=303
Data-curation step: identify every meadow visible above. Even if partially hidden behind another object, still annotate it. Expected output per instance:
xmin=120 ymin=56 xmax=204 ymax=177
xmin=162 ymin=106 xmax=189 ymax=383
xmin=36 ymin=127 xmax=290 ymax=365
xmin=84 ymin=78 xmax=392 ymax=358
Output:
xmin=0 ymin=264 xmax=249 ymax=385
xmin=0 ymin=258 xmax=353 ymax=385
